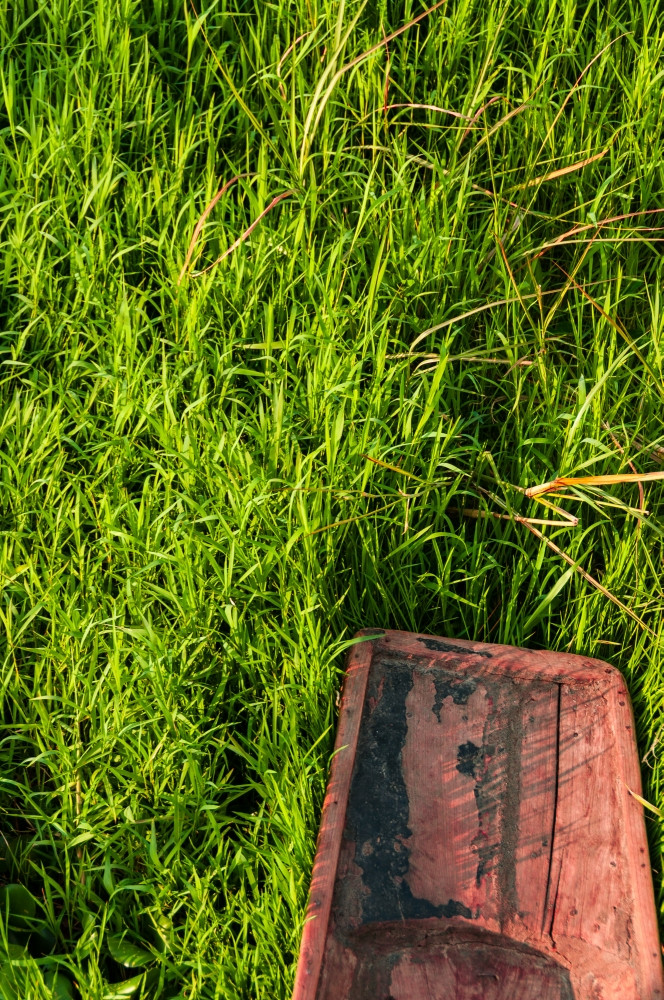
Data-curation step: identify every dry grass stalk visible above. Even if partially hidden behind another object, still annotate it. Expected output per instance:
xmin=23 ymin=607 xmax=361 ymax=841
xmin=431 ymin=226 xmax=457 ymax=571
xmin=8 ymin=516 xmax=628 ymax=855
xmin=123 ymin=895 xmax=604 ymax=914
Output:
xmin=451 ymin=506 xmax=578 ymax=527
xmin=381 ymin=22 xmax=391 ymax=112
xmin=387 ymin=352 xmax=534 ymax=366
xmin=382 ymin=102 xmax=471 ymax=120
xmin=300 ymin=0 xmax=449 ymax=168
xmin=277 ymin=31 xmax=312 ymax=99
xmin=530 ymin=207 xmax=664 ymax=263
xmin=409 ymin=288 xmax=563 ymax=349
xmin=338 ymin=0 xmax=448 ymax=77
xmin=535 ymin=34 xmax=626 ymax=161
xmin=460 ymin=95 xmax=502 ymax=142
xmin=192 ymin=191 xmax=294 ymax=277
xmin=362 ymin=453 xmax=427 ymax=482
xmin=178 ymin=173 xmax=249 ymax=284
xmin=525 ymin=471 xmax=664 ymax=498
xmin=550 ymin=261 xmax=661 ymax=393
xmin=513 ymin=146 xmax=609 ymax=189
xmin=307 ymin=499 xmax=401 ymax=536
xmin=626 ymin=786 xmax=663 ymax=818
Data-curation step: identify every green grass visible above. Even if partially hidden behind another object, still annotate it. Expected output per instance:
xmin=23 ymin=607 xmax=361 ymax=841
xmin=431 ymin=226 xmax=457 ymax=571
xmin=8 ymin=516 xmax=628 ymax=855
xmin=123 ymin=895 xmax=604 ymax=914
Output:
xmin=1 ymin=0 xmax=664 ymax=995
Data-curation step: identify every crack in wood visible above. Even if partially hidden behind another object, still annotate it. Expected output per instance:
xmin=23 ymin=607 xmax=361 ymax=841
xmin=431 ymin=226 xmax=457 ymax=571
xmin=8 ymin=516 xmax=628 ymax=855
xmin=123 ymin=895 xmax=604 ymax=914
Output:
xmin=543 ymin=683 xmax=562 ymax=940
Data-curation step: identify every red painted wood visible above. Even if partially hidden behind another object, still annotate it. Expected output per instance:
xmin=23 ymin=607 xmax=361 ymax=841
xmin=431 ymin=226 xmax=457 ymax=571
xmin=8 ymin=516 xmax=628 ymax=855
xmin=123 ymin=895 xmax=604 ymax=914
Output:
xmin=292 ymin=636 xmax=374 ymax=995
xmin=292 ymin=630 xmax=664 ymax=1000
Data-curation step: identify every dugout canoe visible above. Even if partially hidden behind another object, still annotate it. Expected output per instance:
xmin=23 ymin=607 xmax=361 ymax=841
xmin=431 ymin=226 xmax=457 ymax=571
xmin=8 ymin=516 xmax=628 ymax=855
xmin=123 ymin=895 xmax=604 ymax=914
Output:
xmin=293 ymin=629 xmax=664 ymax=1000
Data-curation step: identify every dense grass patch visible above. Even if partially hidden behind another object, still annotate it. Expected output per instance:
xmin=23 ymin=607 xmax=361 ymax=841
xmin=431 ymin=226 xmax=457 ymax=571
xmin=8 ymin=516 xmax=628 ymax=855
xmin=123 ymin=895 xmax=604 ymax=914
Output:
xmin=1 ymin=0 xmax=664 ymax=996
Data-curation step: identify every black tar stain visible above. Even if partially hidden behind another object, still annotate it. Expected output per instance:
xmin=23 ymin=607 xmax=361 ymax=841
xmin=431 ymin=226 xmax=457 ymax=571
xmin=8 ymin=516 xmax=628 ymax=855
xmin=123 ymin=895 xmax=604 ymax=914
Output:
xmin=432 ymin=674 xmax=477 ymax=721
xmin=344 ymin=658 xmax=473 ymax=925
xmin=419 ymin=637 xmax=494 ymax=658
xmin=456 ymin=740 xmax=495 ymax=779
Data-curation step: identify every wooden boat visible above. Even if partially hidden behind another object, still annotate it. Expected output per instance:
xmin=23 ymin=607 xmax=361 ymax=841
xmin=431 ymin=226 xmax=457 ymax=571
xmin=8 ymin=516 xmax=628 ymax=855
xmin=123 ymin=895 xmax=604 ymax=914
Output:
xmin=293 ymin=630 xmax=664 ymax=1000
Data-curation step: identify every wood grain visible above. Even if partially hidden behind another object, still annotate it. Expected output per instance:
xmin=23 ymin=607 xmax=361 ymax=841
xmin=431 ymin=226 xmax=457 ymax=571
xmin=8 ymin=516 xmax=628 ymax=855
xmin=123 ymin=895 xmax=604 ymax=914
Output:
xmin=293 ymin=630 xmax=664 ymax=1000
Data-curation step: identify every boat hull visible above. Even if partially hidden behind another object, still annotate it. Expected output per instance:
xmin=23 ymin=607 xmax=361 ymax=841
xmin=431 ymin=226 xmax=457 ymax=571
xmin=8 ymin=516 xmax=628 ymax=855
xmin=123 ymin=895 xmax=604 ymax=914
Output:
xmin=293 ymin=630 xmax=664 ymax=1000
